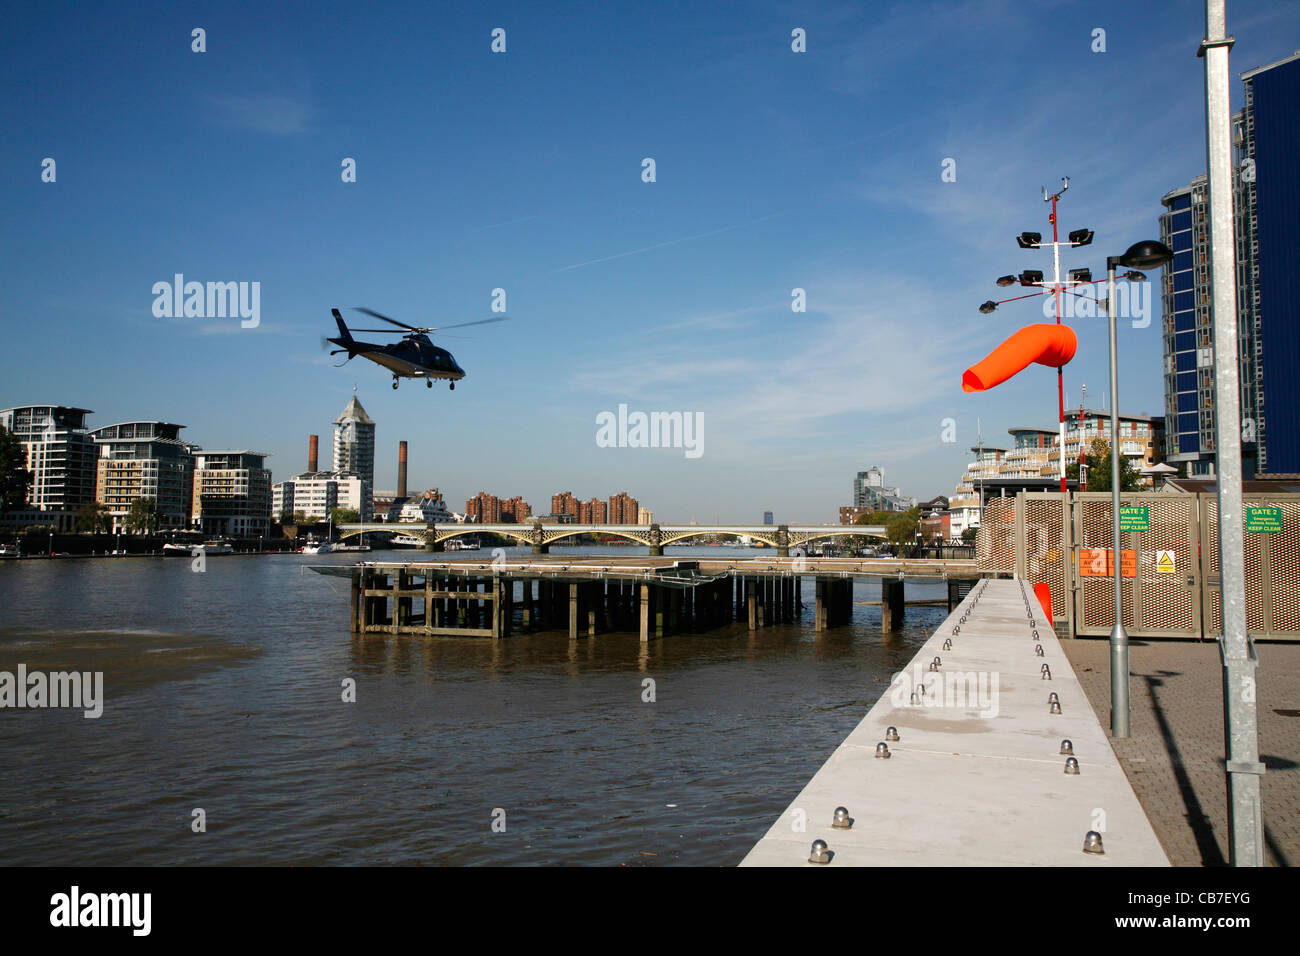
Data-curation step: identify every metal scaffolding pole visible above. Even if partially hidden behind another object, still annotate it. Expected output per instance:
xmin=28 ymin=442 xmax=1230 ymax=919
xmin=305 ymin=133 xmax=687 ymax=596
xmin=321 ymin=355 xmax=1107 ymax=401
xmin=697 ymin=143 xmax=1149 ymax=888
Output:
xmin=1199 ymin=0 xmax=1264 ymax=866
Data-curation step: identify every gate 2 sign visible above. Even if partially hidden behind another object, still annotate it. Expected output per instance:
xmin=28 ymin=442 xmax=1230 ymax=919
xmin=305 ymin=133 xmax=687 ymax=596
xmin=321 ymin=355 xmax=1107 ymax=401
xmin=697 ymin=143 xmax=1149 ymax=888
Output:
xmin=1245 ymin=506 xmax=1282 ymax=533
xmin=1119 ymin=506 xmax=1150 ymax=532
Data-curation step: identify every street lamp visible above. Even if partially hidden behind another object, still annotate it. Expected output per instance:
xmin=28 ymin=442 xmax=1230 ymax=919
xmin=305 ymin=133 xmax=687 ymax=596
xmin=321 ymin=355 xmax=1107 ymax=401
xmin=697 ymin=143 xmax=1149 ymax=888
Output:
xmin=1105 ymin=239 xmax=1173 ymax=739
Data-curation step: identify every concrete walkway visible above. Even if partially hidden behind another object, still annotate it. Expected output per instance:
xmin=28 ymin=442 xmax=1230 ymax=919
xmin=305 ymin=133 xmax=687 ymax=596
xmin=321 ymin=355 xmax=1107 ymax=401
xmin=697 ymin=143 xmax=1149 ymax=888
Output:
xmin=1063 ymin=638 xmax=1298 ymax=867
xmin=741 ymin=578 xmax=1168 ymax=866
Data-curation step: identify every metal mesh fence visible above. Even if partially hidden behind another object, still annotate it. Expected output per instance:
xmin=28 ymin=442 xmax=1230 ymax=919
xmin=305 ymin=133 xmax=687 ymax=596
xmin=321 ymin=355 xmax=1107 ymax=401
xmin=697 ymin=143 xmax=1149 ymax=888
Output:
xmin=1024 ymin=494 xmax=1069 ymax=621
xmin=1202 ymin=493 xmax=1300 ymax=640
xmin=975 ymin=497 xmax=1017 ymax=573
xmin=977 ymin=491 xmax=1300 ymax=641
xmin=1073 ymin=493 xmax=1199 ymax=637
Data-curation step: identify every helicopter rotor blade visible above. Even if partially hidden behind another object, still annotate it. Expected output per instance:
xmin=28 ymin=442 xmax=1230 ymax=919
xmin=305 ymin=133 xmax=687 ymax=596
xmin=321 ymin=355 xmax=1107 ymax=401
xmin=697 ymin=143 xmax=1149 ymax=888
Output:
xmin=430 ymin=316 xmax=510 ymax=333
xmin=353 ymin=307 xmax=424 ymax=332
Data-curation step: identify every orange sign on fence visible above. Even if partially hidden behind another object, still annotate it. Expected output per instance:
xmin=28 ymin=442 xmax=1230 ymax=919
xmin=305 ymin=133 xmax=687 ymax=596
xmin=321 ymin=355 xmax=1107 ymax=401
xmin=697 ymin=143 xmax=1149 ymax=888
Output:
xmin=1078 ymin=548 xmax=1136 ymax=578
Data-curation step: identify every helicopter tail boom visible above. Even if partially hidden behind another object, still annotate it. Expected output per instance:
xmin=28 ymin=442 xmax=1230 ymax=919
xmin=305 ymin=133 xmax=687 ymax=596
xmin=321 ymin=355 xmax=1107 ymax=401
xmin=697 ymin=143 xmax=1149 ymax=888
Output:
xmin=328 ymin=308 xmax=359 ymax=359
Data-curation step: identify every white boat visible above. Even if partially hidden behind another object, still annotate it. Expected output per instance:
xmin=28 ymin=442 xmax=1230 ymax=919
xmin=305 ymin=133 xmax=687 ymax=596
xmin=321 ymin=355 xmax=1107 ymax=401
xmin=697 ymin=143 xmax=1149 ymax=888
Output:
xmin=163 ymin=539 xmax=234 ymax=556
xmin=301 ymin=540 xmax=333 ymax=554
xmin=332 ymin=543 xmax=370 ymax=552
xmin=390 ymin=534 xmax=425 ymax=549
xmin=447 ymin=537 xmax=480 ymax=551
xmin=0 ymin=544 xmax=19 ymax=557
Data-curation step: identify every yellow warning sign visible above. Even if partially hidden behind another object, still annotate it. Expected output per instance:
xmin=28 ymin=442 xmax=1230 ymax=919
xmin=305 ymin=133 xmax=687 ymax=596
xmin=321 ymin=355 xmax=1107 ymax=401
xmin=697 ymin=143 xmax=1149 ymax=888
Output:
xmin=1155 ymin=550 xmax=1176 ymax=574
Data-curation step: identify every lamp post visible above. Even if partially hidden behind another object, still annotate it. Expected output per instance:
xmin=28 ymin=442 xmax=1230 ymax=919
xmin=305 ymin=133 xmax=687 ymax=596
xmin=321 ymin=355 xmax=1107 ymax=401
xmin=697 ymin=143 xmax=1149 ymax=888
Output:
xmin=1105 ymin=240 xmax=1173 ymax=739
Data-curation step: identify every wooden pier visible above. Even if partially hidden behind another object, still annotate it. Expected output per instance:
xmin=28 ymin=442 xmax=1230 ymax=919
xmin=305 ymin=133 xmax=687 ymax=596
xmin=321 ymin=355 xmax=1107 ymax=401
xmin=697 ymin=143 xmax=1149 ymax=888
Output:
xmin=319 ymin=556 xmax=985 ymax=641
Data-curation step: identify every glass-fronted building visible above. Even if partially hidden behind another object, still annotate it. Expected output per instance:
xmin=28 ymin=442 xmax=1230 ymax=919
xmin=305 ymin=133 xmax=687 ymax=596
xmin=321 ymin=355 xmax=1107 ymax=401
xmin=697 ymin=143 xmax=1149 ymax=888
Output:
xmin=1159 ymin=50 xmax=1300 ymax=477
xmin=91 ymin=421 xmax=194 ymax=532
xmin=1242 ymin=50 xmax=1300 ymax=474
xmin=0 ymin=405 xmax=97 ymax=527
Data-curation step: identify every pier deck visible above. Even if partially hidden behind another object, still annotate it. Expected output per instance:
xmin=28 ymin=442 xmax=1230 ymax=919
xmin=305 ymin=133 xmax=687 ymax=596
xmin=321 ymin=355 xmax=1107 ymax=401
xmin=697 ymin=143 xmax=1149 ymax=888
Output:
xmin=740 ymin=578 xmax=1169 ymax=866
xmin=340 ymin=554 xmax=980 ymax=578
xmin=317 ymin=555 xmax=985 ymax=640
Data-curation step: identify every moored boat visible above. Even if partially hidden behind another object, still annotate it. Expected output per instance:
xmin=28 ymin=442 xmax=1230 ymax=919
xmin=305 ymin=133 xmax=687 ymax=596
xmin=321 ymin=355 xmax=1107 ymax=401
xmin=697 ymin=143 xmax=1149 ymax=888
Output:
xmin=163 ymin=539 xmax=234 ymax=556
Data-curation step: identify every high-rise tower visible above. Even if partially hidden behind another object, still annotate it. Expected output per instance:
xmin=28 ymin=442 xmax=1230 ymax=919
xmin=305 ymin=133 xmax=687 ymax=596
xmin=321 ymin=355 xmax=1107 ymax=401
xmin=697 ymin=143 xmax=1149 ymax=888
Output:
xmin=333 ymin=395 xmax=375 ymax=518
xmin=1159 ymin=50 xmax=1300 ymax=477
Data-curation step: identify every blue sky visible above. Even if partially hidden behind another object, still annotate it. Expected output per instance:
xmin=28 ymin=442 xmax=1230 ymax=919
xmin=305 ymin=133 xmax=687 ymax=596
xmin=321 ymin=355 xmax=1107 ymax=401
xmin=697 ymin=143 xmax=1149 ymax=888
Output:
xmin=3 ymin=1 xmax=1298 ymax=522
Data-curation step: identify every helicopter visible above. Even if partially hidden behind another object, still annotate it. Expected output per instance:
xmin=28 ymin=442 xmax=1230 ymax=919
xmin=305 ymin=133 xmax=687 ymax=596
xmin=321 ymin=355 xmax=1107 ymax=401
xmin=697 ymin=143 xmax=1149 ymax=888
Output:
xmin=325 ymin=308 xmax=508 ymax=390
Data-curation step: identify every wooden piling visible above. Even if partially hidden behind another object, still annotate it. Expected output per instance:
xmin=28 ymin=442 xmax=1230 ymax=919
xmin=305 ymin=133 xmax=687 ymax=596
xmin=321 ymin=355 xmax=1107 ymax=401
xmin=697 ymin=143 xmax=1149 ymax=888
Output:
xmin=569 ymin=582 xmax=579 ymax=641
xmin=881 ymin=577 xmax=904 ymax=633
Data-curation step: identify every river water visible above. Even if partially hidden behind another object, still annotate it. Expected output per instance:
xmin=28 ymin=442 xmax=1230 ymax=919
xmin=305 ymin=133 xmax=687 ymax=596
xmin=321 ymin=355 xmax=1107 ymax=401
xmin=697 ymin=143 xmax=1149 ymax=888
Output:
xmin=0 ymin=547 xmax=949 ymax=866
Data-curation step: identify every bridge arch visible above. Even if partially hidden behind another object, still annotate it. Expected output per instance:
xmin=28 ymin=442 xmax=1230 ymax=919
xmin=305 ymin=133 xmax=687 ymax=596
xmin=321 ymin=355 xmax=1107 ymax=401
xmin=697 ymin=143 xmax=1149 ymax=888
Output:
xmin=657 ymin=528 xmax=781 ymax=548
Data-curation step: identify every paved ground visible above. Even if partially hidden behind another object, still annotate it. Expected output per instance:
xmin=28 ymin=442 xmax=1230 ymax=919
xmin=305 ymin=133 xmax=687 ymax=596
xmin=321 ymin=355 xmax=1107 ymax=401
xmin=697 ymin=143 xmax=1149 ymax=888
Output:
xmin=1063 ymin=638 xmax=1299 ymax=867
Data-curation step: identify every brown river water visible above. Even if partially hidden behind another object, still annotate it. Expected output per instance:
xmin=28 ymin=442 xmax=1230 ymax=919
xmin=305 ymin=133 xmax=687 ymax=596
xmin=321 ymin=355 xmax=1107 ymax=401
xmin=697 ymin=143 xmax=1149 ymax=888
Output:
xmin=0 ymin=546 xmax=949 ymax=865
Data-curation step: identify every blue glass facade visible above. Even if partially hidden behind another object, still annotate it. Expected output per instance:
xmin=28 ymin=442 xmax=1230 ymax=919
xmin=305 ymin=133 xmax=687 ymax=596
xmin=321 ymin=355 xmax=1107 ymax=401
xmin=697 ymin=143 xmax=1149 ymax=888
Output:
xmin=1247 ymin=53 xmax=1300 ymax=473
xmin=1159 ymin=185 xmax=1210 ymax=466
xmin=1156 ymin=53 xmax=1300 ymax=478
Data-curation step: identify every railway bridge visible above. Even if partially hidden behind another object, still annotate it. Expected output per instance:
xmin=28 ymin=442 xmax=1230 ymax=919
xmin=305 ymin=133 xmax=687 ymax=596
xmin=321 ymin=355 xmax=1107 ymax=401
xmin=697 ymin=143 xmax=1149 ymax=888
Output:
xmin=337 ymin=522 xmax=887 ymax=556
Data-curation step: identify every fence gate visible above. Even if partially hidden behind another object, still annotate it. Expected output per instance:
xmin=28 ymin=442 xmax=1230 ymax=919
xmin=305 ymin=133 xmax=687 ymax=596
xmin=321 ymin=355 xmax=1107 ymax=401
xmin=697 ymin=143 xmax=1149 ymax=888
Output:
xmin=1071 ymin=492 xmax=1202 ymax=639
xmin=975 ymin=493 xmax=1073 ymax=635
xmin=1201 ymin=493 xmax=1300 ymax=641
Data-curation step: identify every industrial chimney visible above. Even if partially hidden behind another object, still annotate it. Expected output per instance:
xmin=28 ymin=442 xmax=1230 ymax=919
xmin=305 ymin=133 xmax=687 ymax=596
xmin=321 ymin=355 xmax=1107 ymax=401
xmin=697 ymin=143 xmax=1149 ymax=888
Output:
xmin=308 ymin=434 xmax=319 ymax=473
xmin=397 ymin=440 xmax=408 ymax=499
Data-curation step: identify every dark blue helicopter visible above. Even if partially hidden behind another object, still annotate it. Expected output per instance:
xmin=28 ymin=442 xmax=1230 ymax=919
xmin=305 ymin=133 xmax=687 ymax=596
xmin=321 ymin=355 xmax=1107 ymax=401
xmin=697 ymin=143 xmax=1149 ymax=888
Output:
xmin=326 ymin=307 xmax=508 ymax=390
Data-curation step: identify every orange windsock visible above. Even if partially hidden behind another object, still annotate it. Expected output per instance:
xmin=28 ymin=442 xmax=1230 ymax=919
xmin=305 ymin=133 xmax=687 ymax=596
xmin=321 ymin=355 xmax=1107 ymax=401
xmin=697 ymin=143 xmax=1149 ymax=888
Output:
xmin=962 ymin=324 xmax=1077 ymax=393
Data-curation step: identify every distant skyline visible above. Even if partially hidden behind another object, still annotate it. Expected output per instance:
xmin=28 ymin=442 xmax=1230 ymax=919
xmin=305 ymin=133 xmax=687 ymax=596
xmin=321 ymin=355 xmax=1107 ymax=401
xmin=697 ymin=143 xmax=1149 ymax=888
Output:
xmin=4 ymin=1 xmax=1299 ymax=522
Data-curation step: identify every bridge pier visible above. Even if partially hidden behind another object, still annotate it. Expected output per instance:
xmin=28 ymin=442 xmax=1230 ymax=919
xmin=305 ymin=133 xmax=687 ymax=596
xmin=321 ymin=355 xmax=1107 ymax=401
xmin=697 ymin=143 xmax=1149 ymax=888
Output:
xmin=531 ymin=544 xmax=549 ymax=554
